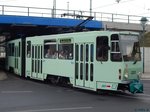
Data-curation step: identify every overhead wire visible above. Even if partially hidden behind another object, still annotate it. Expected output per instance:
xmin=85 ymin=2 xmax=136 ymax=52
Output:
xmin=93 ymin=0 xmax=136 ymax=10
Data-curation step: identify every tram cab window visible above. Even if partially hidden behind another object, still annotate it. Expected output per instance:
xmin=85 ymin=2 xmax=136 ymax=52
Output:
xmin=58 ymin=44 xmax=73 ymax=60
xmin=111 ymin=34 xmax=122 ymax=62
xmin=96 ymin=36 xmax=109 ymax=61
xmin=27 ymin=41 xmax=31 ymax=58
xmin=44 ymin=40 xmax=57 ymax=59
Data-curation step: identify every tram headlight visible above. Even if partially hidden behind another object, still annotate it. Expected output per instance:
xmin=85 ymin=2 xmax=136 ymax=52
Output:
xmin=124 ymin=73 xmax=129 ymax=79
xmin=138 ymin=72 xmax=142 ymax=79
xmin=124 ymin=64 xmax=129 ymax=80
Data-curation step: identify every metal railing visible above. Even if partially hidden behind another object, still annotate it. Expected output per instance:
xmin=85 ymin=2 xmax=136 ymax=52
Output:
xmin=0 ymin=5 xmax=150 ymax=24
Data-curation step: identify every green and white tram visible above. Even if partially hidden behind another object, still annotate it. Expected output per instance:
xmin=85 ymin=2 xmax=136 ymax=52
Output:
xmin=6 ymin=31 xmax=143 ymax=94
xmin=6 ymin=38 xmax=25 ymax=76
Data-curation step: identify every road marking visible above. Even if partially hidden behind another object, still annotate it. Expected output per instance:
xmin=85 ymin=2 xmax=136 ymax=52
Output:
xmin=1 ymin=91 xmax=33 ymax=93
xmin=139 ymin=93 xmax=150 ymax=97
xmin=11 ymin=106 xmax=93 ymax=112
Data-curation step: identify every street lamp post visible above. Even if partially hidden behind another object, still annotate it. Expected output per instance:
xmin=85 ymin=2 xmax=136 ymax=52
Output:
xmin=67 ymin=1 xmax=69 ymax=14
xmin=140 ymin=17 xmax=148 ymax=73
xmin=90 ymin=0 xmax=92 ymax=16
xmin=52 ymin=0 xmax=56 ymax=18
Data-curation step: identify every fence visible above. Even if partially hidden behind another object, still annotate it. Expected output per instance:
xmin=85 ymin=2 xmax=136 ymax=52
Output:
xmin=0 ymin=5 xmax=150 ymax=24
xmin=0 ymin=5 xmax=150 ymax=72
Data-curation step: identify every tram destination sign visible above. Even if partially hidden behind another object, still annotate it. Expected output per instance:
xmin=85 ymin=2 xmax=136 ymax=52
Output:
xmin=59 ymin=38 xmax=72 ymax=43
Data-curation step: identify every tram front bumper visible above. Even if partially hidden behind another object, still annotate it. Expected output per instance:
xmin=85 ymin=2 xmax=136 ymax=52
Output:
xmin=129 ymin=80 xmax=143 ymax=94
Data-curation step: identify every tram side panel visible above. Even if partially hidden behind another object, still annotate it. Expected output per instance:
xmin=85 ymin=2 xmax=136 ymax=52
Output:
xmin=26 ymin=37 xmax=44 ymax=80
xmin=25 ymin=35 xmax=74 ymax=84
xmin=72 ymin=32 xmax=120 ymax=91
xmin=23 ymin=31 xmax=143 ymax=93
xmin=94 ymin=35 xmax=121 ymax=91
xmin=6 ymin=39 xmax=22 ymax=76
xmin=25 ymin=32 xmax=125 ymax=91
xmin=43 ymin=37 xmax=74 ymax=83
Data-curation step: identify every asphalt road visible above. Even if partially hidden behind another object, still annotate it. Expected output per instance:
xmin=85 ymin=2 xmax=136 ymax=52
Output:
xmin=0 ymin=73 xmax=150 ymax=112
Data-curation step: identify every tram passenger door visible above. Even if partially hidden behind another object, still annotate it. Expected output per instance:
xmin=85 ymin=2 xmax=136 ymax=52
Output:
xmin=14 ymin=42 xmax=21 ymax=76
xmin=14 ymin=46 xmax=19 ymax=74
xmin=31 ymin=45 xmax=43 ymax=79
xmin=75 ymin=43 xmax=94 ymax=89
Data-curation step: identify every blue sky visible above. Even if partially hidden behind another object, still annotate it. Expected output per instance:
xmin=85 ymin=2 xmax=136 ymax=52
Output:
xmin=0 ymin=0 xmax=150 ymax=16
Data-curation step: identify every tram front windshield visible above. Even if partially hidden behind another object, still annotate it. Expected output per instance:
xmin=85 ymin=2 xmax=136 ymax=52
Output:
xmin=119 ymin=34 xmax=141 ymax=62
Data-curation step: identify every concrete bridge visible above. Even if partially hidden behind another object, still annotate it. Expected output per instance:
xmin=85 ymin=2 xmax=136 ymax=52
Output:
xmin=103 ymin=21 xmax=150 ymax=32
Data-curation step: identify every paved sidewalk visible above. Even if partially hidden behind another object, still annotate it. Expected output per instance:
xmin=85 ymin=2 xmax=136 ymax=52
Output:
xmin=0 ymin=71 xmax=7 ymax=81
xmin=141 ymin=72 xmax=150 ymax=80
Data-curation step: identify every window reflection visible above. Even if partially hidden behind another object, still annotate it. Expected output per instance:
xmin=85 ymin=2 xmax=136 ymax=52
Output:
xmin=58 ymin=44 xmax=73 ymax=60
xmin=111 ymin=34 xmax=122 ymax=62
xmin=96 ymin=36 xmax=109 ymax=61
xmin=44 ymin=40 xmax=57 ymax=59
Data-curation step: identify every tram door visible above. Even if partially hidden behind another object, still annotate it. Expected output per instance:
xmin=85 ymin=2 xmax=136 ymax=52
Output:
xmin=31 ymin=45 xmax=43 ymax=79
xmin=14 ymin=42 xmax=21 ymax=76
xmin=75 ymin=43 xmax=94 ymax=89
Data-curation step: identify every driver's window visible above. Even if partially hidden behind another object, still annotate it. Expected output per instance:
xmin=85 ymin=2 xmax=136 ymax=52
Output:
xmin=131 ymin=42 xmax=141 ymax=61
xmin=96 ymin=36 xmax=109 ymax=61
xmin=111 ymin=34 xmax=122 ymax=62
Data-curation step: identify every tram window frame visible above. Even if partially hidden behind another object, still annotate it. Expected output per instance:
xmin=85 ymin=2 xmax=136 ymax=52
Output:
xmin=90 ymin=44 xmax=94 ymax=62
xmin=12 ymin=43 xmax=14 ymax=56
xmin=111 ymin=34 xmax=122 ymax=62
xmin=44 ymin=39 xmax=57 ymax=59
xmin=75 ymin=44 xmax=79 ymax=61
xmin=8 ymin=44 xmax=11 ymax=56
xmin=90 ymin=64 xmax=93 ymax=81
xmin=86 ymin=44 xmax=89 ymax=62
xmin=27 ymin=41 xmax=31 ymax=58
xmin=58 ymin=43 xmax=73 ymax=60
xmin=8 ymin=43 xmax=14 ymax=56
xmin=18 ymin=42 xmax=20 ymax=57
xmin=96 ymin=36 xmax=109 ymax=61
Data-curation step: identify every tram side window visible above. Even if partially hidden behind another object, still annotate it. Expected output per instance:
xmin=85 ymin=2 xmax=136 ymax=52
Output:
xmin=8 ymin=43 xmax=14 ymax=56
xmin=11 ymin=43 xmax=15 ymax=56
xmin=44 ymin=40 xmax=57 ymax=59
xmin=8 ymin=44 xmax=11 ymax=56
xmin=12 ymin=43 xmax=14 ymax=56
xmin=27 ymin=41 xmax=31 ymax=58
xmin=111 ymin=34 xmax=122 ymax=62
xmin=96 ymin=36 xmax=109 ymax=61
xmin=58 ymin=44 xmax=73 ymax=60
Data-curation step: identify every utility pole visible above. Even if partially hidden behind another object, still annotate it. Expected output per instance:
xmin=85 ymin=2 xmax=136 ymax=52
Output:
xmin=140 ymin=17 xmax=148 ymax=73
xmin=52 ymin=0 xmax=56 ymax=17
xmin=67 ymin=1 xmax=69 ymax=14
xmin=90 ymin=0 xmax=92 ymax=16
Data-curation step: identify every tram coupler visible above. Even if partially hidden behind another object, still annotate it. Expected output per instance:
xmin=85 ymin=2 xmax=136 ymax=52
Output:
xmin=129 ymin=80 xmax=143 ymax=94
